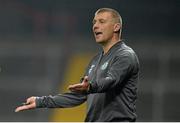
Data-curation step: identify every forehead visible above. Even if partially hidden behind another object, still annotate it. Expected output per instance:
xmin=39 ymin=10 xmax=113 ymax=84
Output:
xmin=93 ymin=12 xmax=113 ymax=20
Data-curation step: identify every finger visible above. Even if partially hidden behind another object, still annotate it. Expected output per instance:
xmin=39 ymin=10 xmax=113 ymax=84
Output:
xmin=22 ymin=102 xmax=30 ymax=106
xmin=68 ymin=86 xmax=82 ymax=91
xmin=26 ymin=98 xmax=31 ymax=104
xmin=68 ymin=84 xmax=82 ymax=89
xmin=82 ymin=76 xmax=89 ymax=84
xmin=69 ymin=87 xmax=82 ymax=91
xmin=15 ymin=105 xmax=30 ymax=112
xmin=84 ymin=76 xmax=88 ymax=81
xmin=26 ymin=96 xmax=35 ymax=104
xmin=69 ymin=84 xmax=87 ymax=92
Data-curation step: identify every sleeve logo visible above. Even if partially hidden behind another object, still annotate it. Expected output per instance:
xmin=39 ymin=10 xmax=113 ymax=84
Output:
xmin=88 ymin=65 xmax=95 ymax=74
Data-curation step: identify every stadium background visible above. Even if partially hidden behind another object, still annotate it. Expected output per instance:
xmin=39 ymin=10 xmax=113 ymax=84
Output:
xmin=0 ymin=0 xmax=180 ymax=121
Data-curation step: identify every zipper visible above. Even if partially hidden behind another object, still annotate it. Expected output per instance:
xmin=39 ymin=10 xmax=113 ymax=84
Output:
xmin=89 ymin=52 xmax=103 ymax=83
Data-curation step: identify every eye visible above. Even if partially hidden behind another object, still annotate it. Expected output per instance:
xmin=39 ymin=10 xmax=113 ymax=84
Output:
xmin=99 ymin=19 xmax=105 ymax=24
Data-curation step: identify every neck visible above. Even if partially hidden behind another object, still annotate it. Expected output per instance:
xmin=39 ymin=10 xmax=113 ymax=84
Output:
xmin=102 ymin=37 xmax=121 ymax=54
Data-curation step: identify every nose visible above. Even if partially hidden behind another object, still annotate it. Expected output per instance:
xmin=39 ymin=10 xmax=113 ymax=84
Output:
xmin=93 ymin=22 xmax=99 ymax=31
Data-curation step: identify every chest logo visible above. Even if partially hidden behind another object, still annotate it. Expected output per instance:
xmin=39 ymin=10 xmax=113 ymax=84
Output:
xmin=101 ymin=62 xmax=108 ymax=70
xmin=88 ymin=65 xmax=95 ymax=74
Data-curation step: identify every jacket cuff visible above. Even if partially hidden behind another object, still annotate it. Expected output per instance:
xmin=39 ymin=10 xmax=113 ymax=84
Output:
xmin=35 ymin=96 xmax=44 ymax=108
xmin=87 ymin=81 xmax=98 ymax=93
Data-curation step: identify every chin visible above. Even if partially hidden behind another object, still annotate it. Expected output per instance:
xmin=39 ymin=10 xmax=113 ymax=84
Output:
xmin=95 ymin=37 xmax=102 ymax=42
xmin=96 ymin=40 xmax=103 ymax=43
xmin=96 ymin=40 xmax=106 ymax=44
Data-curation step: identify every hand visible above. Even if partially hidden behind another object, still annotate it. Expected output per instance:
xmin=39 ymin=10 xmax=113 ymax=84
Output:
xmin=15 ymin=96 xmax=36 ymax=112
xmin=68 ymin=76 xmax=90 ymax=93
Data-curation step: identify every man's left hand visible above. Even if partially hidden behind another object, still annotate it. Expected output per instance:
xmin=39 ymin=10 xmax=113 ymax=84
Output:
xmin=68 ymin=76 xmax=89 ymax=93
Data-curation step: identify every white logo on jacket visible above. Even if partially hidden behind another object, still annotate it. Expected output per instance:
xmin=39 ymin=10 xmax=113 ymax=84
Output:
xmin=101 ymin=62 xmax=108 ymax=70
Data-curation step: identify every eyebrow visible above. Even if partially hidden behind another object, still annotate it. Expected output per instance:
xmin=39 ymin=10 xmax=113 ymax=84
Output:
xmin=92 ymin=18 xmax=106 ymax=24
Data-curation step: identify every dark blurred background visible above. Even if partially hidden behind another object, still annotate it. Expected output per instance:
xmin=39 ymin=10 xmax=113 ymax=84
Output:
xmin=0 ymin=0 xmax=180 ymax=121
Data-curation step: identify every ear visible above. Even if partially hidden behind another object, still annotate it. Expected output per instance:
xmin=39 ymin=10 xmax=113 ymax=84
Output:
xmin=114 ymin=23 xmax=121 ymax=33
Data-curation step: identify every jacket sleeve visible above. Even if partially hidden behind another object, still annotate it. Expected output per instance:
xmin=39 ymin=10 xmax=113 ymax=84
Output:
xmin=88 ymin=52 xmax=135 ymax=93
xmin=35 ymin=92 xmax=87 ymax=108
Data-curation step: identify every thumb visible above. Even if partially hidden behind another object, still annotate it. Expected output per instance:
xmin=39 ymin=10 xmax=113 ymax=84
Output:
xmin=83 ymin=76 xmax=89 ymax=82
xmin=26 ymin=96 xmax=36 ymax=105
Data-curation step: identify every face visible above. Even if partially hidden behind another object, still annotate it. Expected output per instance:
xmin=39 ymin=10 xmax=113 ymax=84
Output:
xmin=92 ymin=12 xmax=117 ymax=44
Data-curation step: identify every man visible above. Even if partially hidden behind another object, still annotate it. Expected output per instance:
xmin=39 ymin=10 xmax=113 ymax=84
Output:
xmin=15 ymin=8 xmax=140 ymax=122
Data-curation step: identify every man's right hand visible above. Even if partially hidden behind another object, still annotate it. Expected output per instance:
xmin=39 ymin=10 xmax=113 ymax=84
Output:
xmin=15 ymin=96 xmax=36 ymax=112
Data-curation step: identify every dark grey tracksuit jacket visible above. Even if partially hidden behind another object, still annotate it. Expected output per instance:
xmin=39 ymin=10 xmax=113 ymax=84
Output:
xmin=36 ymin=41 xmax=140 ymax=122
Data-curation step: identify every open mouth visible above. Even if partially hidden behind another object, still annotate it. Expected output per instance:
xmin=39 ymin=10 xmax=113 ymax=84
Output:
xmin=95 ymin=32 xmax=103 ymax=36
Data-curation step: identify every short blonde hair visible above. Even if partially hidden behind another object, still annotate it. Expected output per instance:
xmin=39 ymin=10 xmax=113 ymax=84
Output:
xmin=95 ymin=8 xmax=122 ymax=25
